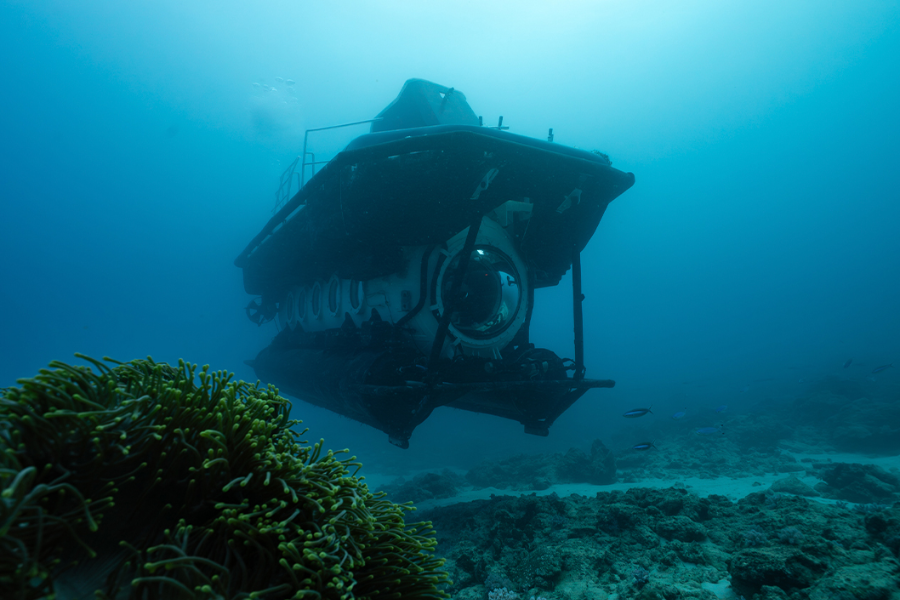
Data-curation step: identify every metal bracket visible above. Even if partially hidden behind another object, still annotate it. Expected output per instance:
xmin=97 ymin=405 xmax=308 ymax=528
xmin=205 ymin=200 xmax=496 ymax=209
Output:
xmin=424 ymin=215 xmax=484 ymax=384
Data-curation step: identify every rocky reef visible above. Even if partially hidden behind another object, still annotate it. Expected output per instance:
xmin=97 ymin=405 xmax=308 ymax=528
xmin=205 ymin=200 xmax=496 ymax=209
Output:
xmin=787 ymin=377 xmax=900 ymax=454
xmin=813 ymin=462 xmax=900 ymax=504
xmin=465 ymin=440 xmax=617 ymax=492
xmin=382 ymin=469 xmax=467 ymax=504
xmin=425 ymin=487 xmax=900 ymax=600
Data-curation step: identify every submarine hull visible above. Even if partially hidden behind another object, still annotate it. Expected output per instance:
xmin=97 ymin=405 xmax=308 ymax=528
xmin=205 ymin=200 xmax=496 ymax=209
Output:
xmin=249 ymin=325 xmax=614 ymax=449
xmin=236 ymin=79 xmax=633 ymax=446
xmin=236 ymin=125 xmax=635 ymax=302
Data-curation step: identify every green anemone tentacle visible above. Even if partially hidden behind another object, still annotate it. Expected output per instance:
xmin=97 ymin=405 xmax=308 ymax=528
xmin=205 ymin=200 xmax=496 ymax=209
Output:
xmin=0 ymin=356 xmax=449 ymax=600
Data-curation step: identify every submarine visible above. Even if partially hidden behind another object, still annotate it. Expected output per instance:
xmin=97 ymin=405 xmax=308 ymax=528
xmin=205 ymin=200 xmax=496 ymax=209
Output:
xmin=235 ymin=79 xmax=635 ymax=448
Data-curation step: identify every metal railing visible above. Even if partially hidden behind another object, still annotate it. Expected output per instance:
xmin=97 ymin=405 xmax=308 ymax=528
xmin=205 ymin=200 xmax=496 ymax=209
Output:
xmin=273 ymin=156 xmax=300 ymax=213
xmin=272 ymin=118 xmax=382 ymax=214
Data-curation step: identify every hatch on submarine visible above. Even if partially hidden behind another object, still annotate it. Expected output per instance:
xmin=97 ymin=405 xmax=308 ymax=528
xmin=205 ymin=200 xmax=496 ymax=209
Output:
xmin=235 ymin=79 xmax=635 ymax=448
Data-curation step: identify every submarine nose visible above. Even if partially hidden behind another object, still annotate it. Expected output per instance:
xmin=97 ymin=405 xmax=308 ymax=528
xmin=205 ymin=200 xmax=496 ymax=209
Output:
xmin=441 ymin=247 xmax=522 ymax=340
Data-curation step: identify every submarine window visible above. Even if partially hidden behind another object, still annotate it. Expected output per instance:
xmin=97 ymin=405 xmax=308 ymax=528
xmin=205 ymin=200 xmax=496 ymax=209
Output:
xmin=311 ymin=282 xmax=322 ymax=319
xmin=284 ymin=292 xmax=296 ymax=329
xmin=349 ymin=280 xmax=363 ymax=312
xmin=296 ymin=288 xmax=307 ymax=320
xmin=441 ymin=246 xmax=522 ymax=340
xmin=328 ymin=276 xmax=341 ymax=316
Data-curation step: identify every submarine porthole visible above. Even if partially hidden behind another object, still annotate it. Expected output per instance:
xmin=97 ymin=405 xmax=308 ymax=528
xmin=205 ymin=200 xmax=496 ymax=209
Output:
xmin=311 ymin=282 xmax=322 ymax=319
xmin=349 ymin=280 xmax=363 ymax=312
xmin=328 ymin=276 xmax=341 ymax=316
xmin=441 ymin=246 xmax=522 ymax=340
xmin=296 ymin=287 xmax=307 ymax=320
xmin=283 ymin=292 xmax=296 ymax=330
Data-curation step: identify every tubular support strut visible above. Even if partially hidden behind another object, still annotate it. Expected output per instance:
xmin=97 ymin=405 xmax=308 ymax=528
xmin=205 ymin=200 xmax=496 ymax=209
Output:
xmin=425 ymin=214 xmax=484 ymax=384
xmin=572 ymin=244 xmax=585 ymax=381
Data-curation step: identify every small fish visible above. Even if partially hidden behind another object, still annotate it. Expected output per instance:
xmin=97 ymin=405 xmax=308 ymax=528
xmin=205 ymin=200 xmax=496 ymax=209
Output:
xmin=285 ymin=79 xmax=295 ymax=86
xmin=715 ymin=405 xmax=728 ymax=413
xmin=843 ymin=359 xmax=853 ymax=369
xmin=739 ymin=385 xmax=750 ymax=393
xmin=872 ymin=363 xmax=893 ymax=374
xmin=695 ymin=426 xmax=723 ymax=435
xmin=632 ymin=441 xmax=656 ymax=451
xmin=671 ymin=409 xmax=687 ymax=419
xmin=623 ymin=407 xmax=652 ymax=418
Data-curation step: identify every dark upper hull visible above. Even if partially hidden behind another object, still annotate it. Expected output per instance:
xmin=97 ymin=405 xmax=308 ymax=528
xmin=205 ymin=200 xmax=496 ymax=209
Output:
xmin=236 ymin=124 xmax=635 ymax=300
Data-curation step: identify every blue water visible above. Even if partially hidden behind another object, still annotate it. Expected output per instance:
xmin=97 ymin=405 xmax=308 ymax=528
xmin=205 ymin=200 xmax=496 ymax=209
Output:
xmin=2 ymin=1 xmax=898 ymax=472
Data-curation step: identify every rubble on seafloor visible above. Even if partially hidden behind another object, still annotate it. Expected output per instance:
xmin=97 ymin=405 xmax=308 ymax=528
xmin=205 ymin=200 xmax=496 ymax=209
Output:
xmin=376 ymin=437 xmax=900 ymax=599
xmin=375 ymin=378 xmax=900 ymax=598
xmin=422 ymin=486 xmax=900 ymax=600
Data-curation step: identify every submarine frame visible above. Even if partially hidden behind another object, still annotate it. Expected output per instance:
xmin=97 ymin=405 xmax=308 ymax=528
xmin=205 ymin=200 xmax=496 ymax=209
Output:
xmin=236 ymin=79 xmax=634 ymax=448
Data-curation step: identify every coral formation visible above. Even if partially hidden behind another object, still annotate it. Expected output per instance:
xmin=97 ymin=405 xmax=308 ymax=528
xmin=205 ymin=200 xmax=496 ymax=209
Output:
xmin=613 ymin=422 xmax=805 ymax=482
xmin=814 ymin=462 xmax=900 ymax=504
xmin=0 ymin=355 xmax=448 ymax=599
xmin=424 ymin=487 xmax=900 ymax=599
xmin=382 ymin=470 xmax=465 ymax=504
xmin=769 ymin=475 xmax=819 ymax=498
xmin=790 ymin=379 xmax=900 ymax=454
xmin=630 ymin=566 xmax=650 ymax=586
xmin=742 ymin=527 xmax=768 ymax=547
xmin=776 ymin=526 xmax=805 ymax=546
xmin=465 ymin=440 xmax=616 ymax=491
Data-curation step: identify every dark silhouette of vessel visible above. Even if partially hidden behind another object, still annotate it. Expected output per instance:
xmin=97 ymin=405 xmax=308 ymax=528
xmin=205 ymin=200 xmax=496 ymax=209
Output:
xmin=236 ymin=79 xmax=635 ymax=447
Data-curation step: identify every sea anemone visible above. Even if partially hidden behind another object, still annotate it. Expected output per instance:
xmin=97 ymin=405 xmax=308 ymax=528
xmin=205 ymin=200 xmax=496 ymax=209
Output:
xmin=0 ymin=355 xmax=449 ymax=599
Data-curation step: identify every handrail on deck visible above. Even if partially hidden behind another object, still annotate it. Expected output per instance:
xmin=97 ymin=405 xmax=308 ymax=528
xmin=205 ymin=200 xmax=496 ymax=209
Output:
xmin=300 ymin=118 xmax=382 ymax=187
xmin=272 ymin=118 xmax=382 ymax=214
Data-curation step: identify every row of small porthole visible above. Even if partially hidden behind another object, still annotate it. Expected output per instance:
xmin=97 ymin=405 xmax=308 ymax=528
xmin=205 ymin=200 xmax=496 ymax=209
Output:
xmin=286 ymin=276 xmax=365 ymax=324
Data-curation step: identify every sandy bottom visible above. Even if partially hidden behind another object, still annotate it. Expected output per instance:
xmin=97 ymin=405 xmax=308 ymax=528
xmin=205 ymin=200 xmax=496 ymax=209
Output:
xmin=365 ymin=450 xmax=900 ymax=511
